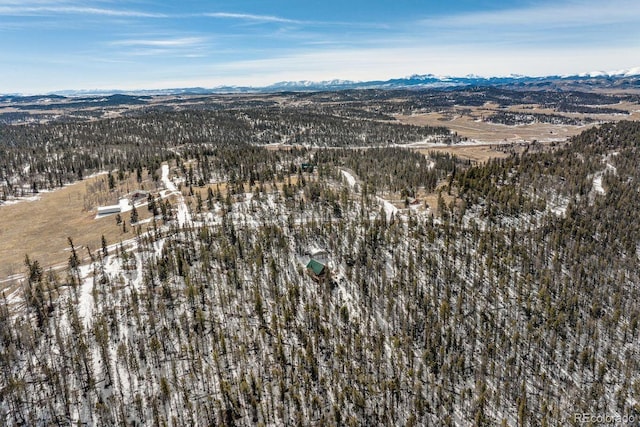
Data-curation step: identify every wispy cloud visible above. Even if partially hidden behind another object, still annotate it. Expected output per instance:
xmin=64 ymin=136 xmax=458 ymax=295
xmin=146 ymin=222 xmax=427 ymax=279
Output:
xmin=202 ymin=11 xmax=389 ymax=30
xmin=0 ymin=5 xmax=166 ymax=18
xmin=107 ymin=36 xmax=211 ymax=58
xmin=111 ymin=37 xmax=207 ymax=48
xmin=203 ymin=12 xmax=302 ymax=24
xmin=0 ymin=0 xmax=68 ymax=4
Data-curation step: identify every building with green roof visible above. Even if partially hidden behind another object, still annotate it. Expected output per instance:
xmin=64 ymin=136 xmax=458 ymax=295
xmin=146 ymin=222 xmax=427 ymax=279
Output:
xmin=306 ymin=258 xmax=326 ymax=279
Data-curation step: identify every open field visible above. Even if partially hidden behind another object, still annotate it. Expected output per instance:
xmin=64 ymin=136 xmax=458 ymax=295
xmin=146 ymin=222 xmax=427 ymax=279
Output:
xmin=0 ymin=172 xmax=157 ymax=287
xmin=396 ymin=101 xmax=640 ymax=143
xmin=398 ymin=110 xmax=592 ymax=143
xmin=418 ymin=144 xmax=513 ymax=163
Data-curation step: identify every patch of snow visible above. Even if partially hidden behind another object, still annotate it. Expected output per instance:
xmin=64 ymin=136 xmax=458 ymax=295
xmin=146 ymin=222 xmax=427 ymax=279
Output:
xmin=549 ymin=196 xmax=569 ymax=217
xmin=83 ymin=170 xmax=109 ymax=180
xmin=77 ymin=264 xmax=95 ymax=325
xmin=551 ymin=205 xmax=567 ymax=216
xmin=341 ymin=170 xmax=356 ymax=188
xmin=1 ymin=195 xmax=41 ymax=205
xmin=0 ymin=273 xmax=24 ymax=285
xmin=132 ymin=216 xmax=155 ymax=226
xmin=593 ymin=175 xmax=606 ymax=195
xmin=119 ymin=198 xmax=133 ymax=213
xmin=161 ymin=164 xmax=191 ymax=227
xmin=591 ymin=155 xmax=617 ymax=196
xmin=175 ymin=198 xmax=191 ymax=226
xmin=161 ymin=164 xmax=176 ymax=192
xmin=4 ymin=287 xmax=22 ymax=305
xmin=376 ymin=196 xmax=398 ymax=221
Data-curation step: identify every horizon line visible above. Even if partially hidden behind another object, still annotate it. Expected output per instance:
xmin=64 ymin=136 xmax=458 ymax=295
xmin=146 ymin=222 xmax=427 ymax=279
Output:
xmin=3 ymin=67 xmax=640 ymax=97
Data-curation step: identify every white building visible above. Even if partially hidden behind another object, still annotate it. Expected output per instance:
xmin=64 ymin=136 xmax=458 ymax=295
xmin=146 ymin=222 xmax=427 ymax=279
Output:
xmin=97 ymin=205 xmax=121 ymax=216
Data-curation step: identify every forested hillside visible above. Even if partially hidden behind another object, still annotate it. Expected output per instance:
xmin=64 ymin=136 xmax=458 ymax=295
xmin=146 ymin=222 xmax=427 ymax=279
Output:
xmin=0 ymin=109 xmax=449 ymax=200
xmin=1 ymin=117 xmax=640 ymax=425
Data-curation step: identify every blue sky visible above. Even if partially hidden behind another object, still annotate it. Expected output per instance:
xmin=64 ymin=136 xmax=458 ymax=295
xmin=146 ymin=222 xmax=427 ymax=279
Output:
xmin=0 ymin=0 xmax=638 ymax=93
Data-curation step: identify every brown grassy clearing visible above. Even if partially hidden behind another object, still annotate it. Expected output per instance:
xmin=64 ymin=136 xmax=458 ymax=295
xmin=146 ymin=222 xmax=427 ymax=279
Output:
xmin=0 ymin=171 xmax=158 ymax=287
xmin=420 ymin=190 xmax=458 ymax=215
xmin=396 ymin=101 xmax=640 ymax=143
xmin=398 ymin=109 xmax=593 ymax=143
xmin=418 ymin=145 xmax=512 ymax=164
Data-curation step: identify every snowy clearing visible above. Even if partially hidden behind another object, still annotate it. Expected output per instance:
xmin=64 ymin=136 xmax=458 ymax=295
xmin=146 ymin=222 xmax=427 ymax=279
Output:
xmin=593 ymin=175 xmax=606 ymax=195
xmin=376 ymin=196 xmax=398 ymax=221
xmin=341 ymin=170 xmax=357 ymax=188
xmin=161 ymin=163 xmax=192 ymax=227
xmin=77 ymin=264 xmax=95 ymax=324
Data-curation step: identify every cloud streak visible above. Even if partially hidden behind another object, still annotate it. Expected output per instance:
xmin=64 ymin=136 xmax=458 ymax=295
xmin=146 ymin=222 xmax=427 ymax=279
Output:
xmin=202 ymin=11 xmax=389 ymax=30
xmin=107 ymin=36 xmax=211 ymax=58
xmin=111 ymin=37 xmax=207 ymax=48
xmin=0 ymin=5 xmax=166 ymax=18
xmin=204 ymin=12 xmax=302 ymax=24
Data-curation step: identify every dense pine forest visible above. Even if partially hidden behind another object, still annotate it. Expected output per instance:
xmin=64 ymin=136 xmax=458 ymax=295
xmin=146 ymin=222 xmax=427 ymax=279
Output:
xmin=1 ymin=102 xmax=640 ymax=425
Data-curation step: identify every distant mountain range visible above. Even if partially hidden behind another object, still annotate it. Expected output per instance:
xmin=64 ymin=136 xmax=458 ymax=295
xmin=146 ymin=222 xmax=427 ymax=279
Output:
xmin=261 ymin=68 xmax=640 ymax=92
xmin=3 ymin=68 xmax=640 ymax=98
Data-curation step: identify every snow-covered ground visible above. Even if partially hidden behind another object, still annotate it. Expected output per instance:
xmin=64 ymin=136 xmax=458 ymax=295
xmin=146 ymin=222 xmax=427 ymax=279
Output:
xmin=4 ymin=153 xmax=639 ymax=426
xmin=592 ymin=175 xmax=606 ymax=195
xmin=376 ymin=196 xmax=398 ymax=221
xmin=118 ymin=198 xmax=133 ymax=213
xmin=341 ymin=170 xmax=357 ymax=188
xmin=339 ymin=167 xmax=398 ymax=221
xmin=542 ymin=191 xmax=570 ymax=217
xmin=591 ymin=154 xmax=618 ymax=197
xmin=161 ymin=164 xmax=192 ymax=227
xmin=77 ymin=264 xmax=95 ymax=324
xmin=0 ymin=194 xmax=41 ymax=206
xmin=161 ymin=164 xmax=176 ymax=193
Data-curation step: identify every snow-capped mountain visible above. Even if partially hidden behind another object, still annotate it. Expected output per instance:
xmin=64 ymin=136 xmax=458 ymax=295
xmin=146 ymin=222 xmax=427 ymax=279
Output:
xmin=260 ymin=69 xmax=640 ymax=92
xmin=2 ymin=68 xmax=639 ymax=98
xmin=577 ymin=67 xmax=640 ymax=78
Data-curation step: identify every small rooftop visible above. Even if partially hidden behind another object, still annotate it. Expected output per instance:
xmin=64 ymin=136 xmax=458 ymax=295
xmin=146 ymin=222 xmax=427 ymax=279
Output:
xmin=306 ymin=258 xmax=326 ymax=276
